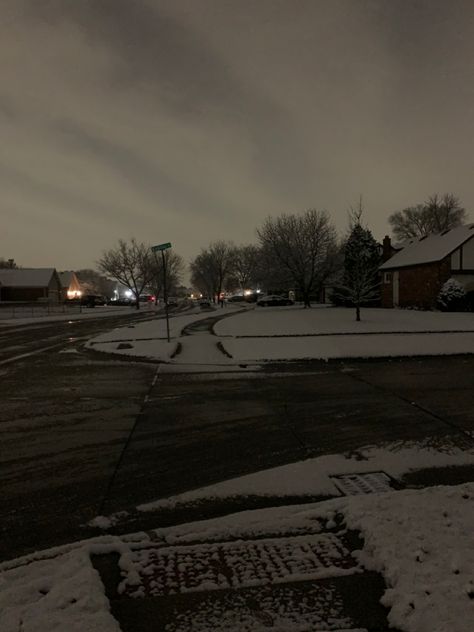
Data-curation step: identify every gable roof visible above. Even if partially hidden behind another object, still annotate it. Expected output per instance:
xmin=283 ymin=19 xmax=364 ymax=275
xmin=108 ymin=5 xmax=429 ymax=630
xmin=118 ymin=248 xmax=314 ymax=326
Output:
xmin=59 ymin=270 xmax=80 ymax=287
xmin=0 ymin=268 xmax=58 ymax=287
xmin=380 ymin=224 xmax=474 ymax=270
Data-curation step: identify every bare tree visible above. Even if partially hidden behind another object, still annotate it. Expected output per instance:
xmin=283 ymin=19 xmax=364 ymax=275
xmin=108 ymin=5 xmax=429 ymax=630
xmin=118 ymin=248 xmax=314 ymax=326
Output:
xmin=389 ymin=193 xmax=466 ymax=241
xmin=257 ymin=209 xmax=338 ymax=307
xmin=229 ymin=244 xmax=261 ymax=291
xmin=150 ymin=250 xmax=185 ymax=301
xmin=190 ymin=251 xmax=215 ymax=300
xmin=75 ymin=269 xmax=116 ymax=297
xmin=190 ymin=241 xmax=235 ymax=302
xmin=97 ymin=238 xmax=155 ymax=309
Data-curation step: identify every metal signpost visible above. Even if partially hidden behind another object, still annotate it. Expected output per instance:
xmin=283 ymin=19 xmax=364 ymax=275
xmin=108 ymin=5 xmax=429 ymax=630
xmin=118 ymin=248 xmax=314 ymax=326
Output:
xmin=151 ymin=242 xmax=172 ymax=342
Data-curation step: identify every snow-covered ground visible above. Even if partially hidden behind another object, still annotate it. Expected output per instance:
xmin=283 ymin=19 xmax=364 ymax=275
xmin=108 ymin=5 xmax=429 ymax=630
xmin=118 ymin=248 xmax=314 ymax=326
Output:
xmin=87 ymin=305 xmax=254 ymax=369
xmin=86 ymin=306 xmax=220 ymax=360
xmin=215 ymin=306 xmax=474 ymax=361
xmin=135 ymin=441 xmax=474 ymax=512
xmin=215 ymin=306 xmax=474 ymax=337
xmin=88 ymin=305 xmax=474 ymax=365
xmin=2 ymin=482 xmax=473 ymax=632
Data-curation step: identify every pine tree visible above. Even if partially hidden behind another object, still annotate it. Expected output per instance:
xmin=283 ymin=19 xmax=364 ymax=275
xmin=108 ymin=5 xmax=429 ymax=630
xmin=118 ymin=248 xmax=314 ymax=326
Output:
xmin=337 ymin=205 xmax=381 ymax=321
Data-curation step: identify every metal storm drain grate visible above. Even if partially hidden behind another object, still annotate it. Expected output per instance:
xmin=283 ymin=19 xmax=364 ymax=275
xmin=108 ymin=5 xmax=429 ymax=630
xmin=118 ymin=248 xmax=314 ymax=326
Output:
xmin=330 ymin=471 xmax=394 ymax=496
xmin=123 ymin=533 xmax=358 ymax=598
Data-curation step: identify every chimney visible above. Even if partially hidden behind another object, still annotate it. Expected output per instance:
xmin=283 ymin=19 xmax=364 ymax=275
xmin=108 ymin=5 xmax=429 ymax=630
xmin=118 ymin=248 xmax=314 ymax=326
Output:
xmin=382 ymin=236 xmax=393 ymax=262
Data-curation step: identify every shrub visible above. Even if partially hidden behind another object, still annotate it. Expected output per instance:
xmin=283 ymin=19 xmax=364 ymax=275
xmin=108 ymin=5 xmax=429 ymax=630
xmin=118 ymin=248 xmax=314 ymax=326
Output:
xmin=437 ymin=278 xmax=467 ymax=311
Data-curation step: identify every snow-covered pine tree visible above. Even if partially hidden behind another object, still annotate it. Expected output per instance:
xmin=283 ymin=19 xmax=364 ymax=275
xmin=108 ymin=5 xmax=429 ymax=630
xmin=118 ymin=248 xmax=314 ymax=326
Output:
xmin=338 ymin=208 xmax=381 ymax=321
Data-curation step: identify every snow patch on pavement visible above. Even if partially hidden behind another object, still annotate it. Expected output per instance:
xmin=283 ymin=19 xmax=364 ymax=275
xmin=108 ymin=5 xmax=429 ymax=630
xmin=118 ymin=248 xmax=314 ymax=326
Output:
xmin=137 ymin=441 xmax=474 ymax=512
xmin=0 ymin=548 xmax=121 ymax=632
xmin=2 ymin=483 xmax=473 ymax=632
xmin=147 ymin=483 xmax=474 ymax=632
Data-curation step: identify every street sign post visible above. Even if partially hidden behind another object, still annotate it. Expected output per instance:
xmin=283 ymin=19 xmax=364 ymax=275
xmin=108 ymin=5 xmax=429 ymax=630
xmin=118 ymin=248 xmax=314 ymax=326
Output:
xmin=151 ymin=242 xmax=172 ymax=342
xmin=151 ymin=242 xmax=171 ymax=252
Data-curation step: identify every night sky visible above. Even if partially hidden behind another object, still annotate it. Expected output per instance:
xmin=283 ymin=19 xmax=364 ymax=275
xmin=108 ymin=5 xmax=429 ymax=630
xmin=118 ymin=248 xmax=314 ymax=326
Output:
xmin=2 ymin=0 xmax=473 ymax=270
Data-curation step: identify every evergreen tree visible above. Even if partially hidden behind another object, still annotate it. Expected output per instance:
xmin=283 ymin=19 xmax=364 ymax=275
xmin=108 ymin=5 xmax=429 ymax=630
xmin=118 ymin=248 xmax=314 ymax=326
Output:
xmin=336 ymin=204 xmax=381 ymax=321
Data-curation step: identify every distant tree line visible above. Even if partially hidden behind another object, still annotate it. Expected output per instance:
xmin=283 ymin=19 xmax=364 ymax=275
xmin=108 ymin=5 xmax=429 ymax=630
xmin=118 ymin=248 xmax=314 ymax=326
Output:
xmin=97 ymin=238 xmax=185 ymax=309
xmin=89 ymin=190 xmax=468 ymax=319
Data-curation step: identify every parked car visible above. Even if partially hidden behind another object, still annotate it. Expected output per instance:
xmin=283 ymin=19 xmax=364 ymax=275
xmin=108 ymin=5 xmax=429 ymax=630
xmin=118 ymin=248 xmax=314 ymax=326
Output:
xmin=199 ymin=298 xmax=211 ymax=308
xmin=257 ymin=294 xmax=294 ymax=307
xmin=81 ymin=294 xmax=107 ymax=307
xmin=228 ymin=295 xmax=245 ymax=302
xmin=167 ymin=297 xmax=179 ymax=308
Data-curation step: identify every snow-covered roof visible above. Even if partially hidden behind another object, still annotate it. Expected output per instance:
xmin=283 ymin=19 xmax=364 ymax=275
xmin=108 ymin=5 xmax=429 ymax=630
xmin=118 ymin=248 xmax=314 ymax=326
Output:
xmin=0 ymin=268 xmax=58 ymax=287
xmin=380 ymin=224 xmax=474 ymax=270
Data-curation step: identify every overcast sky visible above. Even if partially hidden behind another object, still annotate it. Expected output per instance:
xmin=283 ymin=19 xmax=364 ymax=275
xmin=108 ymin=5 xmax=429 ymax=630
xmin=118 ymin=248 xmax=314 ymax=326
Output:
xmin=1 ymin=0 xmax=473 ymax=270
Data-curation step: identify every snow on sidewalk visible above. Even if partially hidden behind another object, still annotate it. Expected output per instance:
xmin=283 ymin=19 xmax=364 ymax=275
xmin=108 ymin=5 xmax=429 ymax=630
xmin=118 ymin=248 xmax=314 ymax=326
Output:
xmin=87 ymin=305 xmax=260 ymax=371
xmin=2 ymin=483 xmax=473 ymax=632
xmin=86 ymin=308 xmax=218 ymax=361
xmin=0 ymin=545 xmax=122 ymax=632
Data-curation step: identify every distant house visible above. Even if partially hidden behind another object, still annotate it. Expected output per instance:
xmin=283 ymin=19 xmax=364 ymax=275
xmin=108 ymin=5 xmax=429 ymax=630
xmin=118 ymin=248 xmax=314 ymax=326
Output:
xmin=0 ymin=268 xmax=62 ymax=303
xmin=59 ymin=271 xmax=82 ymax=300
xmin=379 ymin=224 xmax=474 ymax=309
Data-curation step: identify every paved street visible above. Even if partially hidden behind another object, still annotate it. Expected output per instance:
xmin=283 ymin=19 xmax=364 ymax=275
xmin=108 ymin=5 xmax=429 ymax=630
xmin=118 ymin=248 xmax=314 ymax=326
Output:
xmin=1 ymin=310 xmax=474 ymax=563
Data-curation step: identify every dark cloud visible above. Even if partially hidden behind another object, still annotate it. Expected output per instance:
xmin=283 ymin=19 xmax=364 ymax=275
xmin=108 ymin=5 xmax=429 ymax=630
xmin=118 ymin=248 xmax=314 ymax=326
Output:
xmin=0 ymin=0 xmax=473 ymax=270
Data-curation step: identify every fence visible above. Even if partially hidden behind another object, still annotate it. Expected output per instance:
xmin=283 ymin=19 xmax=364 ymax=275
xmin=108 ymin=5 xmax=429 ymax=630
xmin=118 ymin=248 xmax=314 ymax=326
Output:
xmin=0 ymin=302 xmax=85 ymax=320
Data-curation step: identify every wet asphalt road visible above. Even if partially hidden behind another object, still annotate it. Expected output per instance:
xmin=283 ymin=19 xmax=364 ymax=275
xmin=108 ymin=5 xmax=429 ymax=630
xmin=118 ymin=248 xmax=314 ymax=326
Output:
xmin=1 ymin=311 xmax=474 ymax=561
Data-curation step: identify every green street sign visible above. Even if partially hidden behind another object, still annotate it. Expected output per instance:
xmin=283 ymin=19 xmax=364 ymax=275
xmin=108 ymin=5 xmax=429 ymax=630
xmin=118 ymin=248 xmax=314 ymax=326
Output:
xmin=151 ymin=242 xmax=172 ymax=252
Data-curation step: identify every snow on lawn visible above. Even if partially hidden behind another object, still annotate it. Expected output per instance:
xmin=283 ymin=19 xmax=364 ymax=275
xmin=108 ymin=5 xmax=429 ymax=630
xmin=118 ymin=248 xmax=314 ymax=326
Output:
xmin=215 ymin=306 xmax=474 ymax=337
xmin=223 ymin=331 xmax=474 ymax=361
xmin=213 ymin=306 xmax=474 ymax=361
xmin=136 ymin=441 xmax=474 ymax=512
xmin=86 ymin=308 xmax=218 ymax=361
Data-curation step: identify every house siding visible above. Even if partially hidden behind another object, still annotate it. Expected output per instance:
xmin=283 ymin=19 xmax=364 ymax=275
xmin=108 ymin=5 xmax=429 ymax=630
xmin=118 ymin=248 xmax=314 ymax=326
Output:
xmin=382 ymin=259 xmax=451 ymax=309
xmin=461 ymin=236 xmax=474 ymax=269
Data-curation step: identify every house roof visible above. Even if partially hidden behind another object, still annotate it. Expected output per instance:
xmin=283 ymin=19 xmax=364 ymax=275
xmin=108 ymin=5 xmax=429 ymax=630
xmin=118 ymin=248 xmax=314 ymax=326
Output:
xmin=0 ymin=268 xmax=58 ymax=287
xmin=59 ymin=271 xmax=76 ymax=288
xmin=380 ymin=224 xmax=474 ymax=270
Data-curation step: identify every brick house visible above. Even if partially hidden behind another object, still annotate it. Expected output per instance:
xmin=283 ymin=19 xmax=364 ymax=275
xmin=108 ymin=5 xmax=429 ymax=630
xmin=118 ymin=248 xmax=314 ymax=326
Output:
xmin=379 ymin=224 xmax=474 ymax=309
xmin=0 ymin=268 xmax=62 ymax=303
